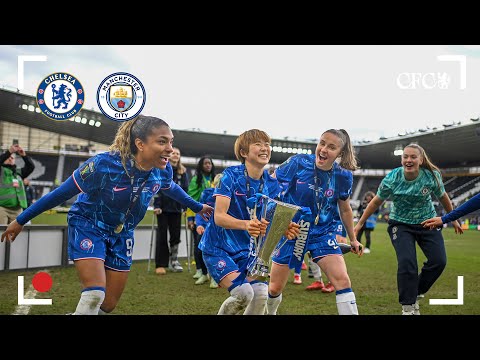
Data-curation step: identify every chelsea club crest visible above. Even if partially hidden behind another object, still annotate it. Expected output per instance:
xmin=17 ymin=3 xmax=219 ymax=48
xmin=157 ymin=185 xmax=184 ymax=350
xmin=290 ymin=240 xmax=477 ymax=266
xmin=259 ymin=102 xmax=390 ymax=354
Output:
xmin=96 ymin=72 xmax=146 ymax=122
xmin=36 ymin=72 xmax=85 ymax=121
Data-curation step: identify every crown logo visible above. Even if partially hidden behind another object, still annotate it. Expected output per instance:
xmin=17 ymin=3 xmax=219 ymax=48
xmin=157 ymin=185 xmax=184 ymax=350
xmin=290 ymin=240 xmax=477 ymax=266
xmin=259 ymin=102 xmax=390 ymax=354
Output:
xmin=113 ymin=87 xmax=128 ymax=98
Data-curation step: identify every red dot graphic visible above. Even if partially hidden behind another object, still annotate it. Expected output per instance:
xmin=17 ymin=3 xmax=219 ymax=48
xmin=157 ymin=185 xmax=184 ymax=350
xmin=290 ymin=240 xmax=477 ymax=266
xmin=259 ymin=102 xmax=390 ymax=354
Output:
xmin=32 ymin=272 xmax=53 ymax=292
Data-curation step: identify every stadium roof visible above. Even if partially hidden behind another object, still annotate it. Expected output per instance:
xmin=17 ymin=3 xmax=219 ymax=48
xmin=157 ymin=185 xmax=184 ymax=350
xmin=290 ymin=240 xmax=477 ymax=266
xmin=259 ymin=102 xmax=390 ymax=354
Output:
xmin=354 ymin=121 xmax=480 ymax=169
xmin=2 ymin=88 xmax=480 ymax=169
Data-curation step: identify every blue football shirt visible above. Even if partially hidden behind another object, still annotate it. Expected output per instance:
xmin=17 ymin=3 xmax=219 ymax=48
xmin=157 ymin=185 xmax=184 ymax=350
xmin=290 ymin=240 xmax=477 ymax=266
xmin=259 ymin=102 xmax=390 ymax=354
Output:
xmin=275 ymin=154 xmax=352 ymax=242
xmin=69 ymin=151 xmax=173 ymax=234
xmin=199 ymin=164 xmax=281 ymax=256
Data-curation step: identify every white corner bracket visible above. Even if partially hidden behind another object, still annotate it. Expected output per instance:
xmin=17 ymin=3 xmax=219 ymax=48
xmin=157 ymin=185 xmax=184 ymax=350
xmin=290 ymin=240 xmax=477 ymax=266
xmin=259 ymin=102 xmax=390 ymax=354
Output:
xmin=437 ymin=55 xmax=466 ymax=90
xmin=17 ymin=55 xmax=47 ymax=90
xmin=429 ymin=276 xmax=464 ymax=305
xmin=17 ymin=276 xmax=52 ymax=305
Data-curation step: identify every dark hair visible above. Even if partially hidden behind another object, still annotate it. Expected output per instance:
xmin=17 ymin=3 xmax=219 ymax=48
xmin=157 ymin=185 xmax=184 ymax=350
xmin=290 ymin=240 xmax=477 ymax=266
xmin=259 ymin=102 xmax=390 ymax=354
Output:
xmin=195 ymin=156 xmax=216 ymax=187
xmin=363 ymin=191 xmax=375 ymax=201
xmin=109 ymin=115 xmax=170 ymax=172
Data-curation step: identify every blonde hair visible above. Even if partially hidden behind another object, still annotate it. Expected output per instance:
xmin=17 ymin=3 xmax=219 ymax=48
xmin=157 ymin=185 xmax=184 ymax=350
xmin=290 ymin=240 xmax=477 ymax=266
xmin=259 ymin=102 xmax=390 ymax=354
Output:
xmin=322 ymin=129 xmax=359 ymax=170
xmin=212 ymin=173 xmax=223 ymax=187
xmin=109 ymin=115 xmax=169 ymax=174
xmin=234 ymin=129 xmax=271 ymax=163
xmin=404 ymin=143 xmax=442 ymax=189
xmin=172 ymin=147 xmax=186 ymax=175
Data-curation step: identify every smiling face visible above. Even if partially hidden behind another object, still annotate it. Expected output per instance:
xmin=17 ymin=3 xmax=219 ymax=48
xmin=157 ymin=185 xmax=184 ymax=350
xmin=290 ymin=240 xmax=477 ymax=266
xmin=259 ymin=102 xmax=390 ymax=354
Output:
xmin=234 ymin=129 xmax=272 ymax=168
xmin=243 ymin=141 xmax=271 ymax=167
xmin=170 ymin=147 xmax=181 ymax=167
xmin=401 ymin=146 xmax=422 ymax=178
xmin=315 ymin=132 xmax=343 ymax=170
xmin=134 ymin=125 xmax=174 ymax=170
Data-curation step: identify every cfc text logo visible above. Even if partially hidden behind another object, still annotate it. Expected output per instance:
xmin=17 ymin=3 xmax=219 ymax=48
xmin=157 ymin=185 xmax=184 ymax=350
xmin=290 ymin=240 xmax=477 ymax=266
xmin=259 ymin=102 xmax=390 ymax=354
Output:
xmin=396 ymin=55 xmax=466 ymax=90
xmin=18 ymin=272 xmax=53 ymax=305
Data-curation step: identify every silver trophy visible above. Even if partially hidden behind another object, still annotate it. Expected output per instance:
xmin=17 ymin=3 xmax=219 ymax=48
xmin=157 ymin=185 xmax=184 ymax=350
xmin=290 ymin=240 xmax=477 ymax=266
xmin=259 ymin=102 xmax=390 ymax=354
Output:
xmin=247 ymin=195 xmax=301 ymax=280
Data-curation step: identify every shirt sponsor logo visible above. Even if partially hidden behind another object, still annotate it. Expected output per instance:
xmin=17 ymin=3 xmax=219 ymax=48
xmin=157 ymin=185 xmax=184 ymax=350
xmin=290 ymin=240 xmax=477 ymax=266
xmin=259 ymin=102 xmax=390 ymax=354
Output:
xmin=293 ymin=219 xmax=310 ymax=262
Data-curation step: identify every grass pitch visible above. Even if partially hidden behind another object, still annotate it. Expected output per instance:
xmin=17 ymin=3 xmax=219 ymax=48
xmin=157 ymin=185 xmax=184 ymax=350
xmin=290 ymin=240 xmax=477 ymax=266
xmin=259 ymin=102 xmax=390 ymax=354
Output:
xmin=1 ymin=223 xmax=479 ymax=315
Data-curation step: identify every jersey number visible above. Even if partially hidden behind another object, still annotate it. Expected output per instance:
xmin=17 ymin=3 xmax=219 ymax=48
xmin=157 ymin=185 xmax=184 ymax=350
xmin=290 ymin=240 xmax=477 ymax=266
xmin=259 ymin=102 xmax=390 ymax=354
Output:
xmin=327 ymin=239 xmax=339 ymax=250
xmin=126 ymin=239 xmax=133 ymax=257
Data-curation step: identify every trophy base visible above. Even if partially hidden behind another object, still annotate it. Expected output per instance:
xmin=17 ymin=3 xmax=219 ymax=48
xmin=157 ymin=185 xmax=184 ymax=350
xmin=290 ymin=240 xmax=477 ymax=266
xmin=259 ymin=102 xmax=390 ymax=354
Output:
xmin=247 ymin=263 xmax=270 ymax=281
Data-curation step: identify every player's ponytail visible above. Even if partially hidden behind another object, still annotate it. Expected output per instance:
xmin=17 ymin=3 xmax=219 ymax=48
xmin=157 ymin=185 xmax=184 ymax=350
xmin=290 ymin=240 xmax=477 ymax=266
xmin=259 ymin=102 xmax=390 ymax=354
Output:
xmin=110 ymin=118 xmax=137 ymax=173
xmin=405 ymin=143 xmax=442 ymax=190
xmin=323 ymin=129 xmax=359 ymax=171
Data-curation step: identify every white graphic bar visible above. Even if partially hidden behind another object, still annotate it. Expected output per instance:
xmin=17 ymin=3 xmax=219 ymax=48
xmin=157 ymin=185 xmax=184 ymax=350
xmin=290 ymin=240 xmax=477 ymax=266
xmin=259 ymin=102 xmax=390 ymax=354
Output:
xmin=17 ymin=276 xmax=52 ymax=305
xmin=429 ymin=276 xmax=464 ymax=305
xmin=17 ymin=55 xmax=47 ymax=90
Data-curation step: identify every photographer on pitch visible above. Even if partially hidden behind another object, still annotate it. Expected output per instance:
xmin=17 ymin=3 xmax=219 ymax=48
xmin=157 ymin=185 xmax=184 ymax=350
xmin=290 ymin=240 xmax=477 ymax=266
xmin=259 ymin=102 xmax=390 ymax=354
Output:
xmin=0 ymin=141 xmax=35 ymax=224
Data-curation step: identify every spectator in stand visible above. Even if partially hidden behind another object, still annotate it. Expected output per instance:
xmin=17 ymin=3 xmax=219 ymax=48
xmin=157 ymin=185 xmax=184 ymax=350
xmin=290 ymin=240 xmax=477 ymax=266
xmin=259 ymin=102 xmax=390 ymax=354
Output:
xmin=23 ymin=178 xmax=37 ymax=208
xmin=187 ymin=156 xmax=216 ymax=284
xmin=356 ymin=191 xmax=379 ymax=254
xmin=422 ymin=192 xmax=480 ymax=230
xmin=195 ymin=173 xmax=224 ymax=288
xmin=153 ymin=147 xmax=189 ymax=275
xmin=0 ymin=143 xmax=35 ymax=224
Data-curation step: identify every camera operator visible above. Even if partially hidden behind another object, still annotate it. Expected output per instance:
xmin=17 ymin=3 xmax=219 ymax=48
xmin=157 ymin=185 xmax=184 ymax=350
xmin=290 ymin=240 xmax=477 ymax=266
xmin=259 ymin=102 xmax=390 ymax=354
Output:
xmin=0 ymin=142 xmax=35 ymax=224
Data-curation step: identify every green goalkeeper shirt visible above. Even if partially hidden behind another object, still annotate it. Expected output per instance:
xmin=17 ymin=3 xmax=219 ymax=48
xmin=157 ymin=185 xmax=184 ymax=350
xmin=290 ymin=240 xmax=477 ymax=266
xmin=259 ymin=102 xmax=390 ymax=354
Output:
xmin=377 ymin=167 xmax=445 ymax=225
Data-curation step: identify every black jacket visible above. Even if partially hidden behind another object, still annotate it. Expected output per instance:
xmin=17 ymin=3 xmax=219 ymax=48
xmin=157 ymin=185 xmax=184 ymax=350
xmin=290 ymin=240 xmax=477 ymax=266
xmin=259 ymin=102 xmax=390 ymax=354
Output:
xmin=153 ymin=166 xmax=189 ymax=213
xmin=0 ymin=150 xmax=35 ymax=180
xmin=25 ymin=185 xmax=36 ymax=207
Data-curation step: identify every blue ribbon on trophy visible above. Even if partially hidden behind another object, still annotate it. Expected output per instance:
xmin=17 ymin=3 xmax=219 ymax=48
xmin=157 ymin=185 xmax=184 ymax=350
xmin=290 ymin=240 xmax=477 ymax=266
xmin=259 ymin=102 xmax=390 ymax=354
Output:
xmin=245 ymin=193 xmax=310 ymax=281
xmin=287 ymin=207 xmax=312 ymax=270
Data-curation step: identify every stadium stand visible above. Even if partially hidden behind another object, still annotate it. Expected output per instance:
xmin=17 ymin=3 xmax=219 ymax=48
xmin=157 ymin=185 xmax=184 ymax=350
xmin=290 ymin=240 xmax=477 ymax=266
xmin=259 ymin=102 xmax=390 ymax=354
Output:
xmin=1 ymin=87 xmax=479 ymax=270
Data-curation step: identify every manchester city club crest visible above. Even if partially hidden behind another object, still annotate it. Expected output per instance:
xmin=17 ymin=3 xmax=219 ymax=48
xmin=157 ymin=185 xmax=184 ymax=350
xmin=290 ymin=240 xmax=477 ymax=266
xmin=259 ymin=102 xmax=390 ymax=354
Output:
xmin=96 ymin=72 xmax=146 ymax=122
xmin=36 ymin=72 xmax=85 ymax=121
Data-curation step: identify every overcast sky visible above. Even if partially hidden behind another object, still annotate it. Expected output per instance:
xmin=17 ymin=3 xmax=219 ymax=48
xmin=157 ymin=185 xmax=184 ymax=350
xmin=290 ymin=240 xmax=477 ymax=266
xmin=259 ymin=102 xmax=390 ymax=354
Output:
xmin=1 ymin=45 xmax=479 ymax=143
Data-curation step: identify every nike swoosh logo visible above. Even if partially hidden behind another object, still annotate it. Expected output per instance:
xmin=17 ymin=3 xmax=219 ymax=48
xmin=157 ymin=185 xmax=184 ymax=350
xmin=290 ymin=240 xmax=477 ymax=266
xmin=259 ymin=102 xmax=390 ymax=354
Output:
xmin=235 ymin=191 xmax=246 ymax=196
xmin=113 ymin=186 xmax=128 ymax=192
xmin=297 ymin=180 xmax=306 ymax=184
